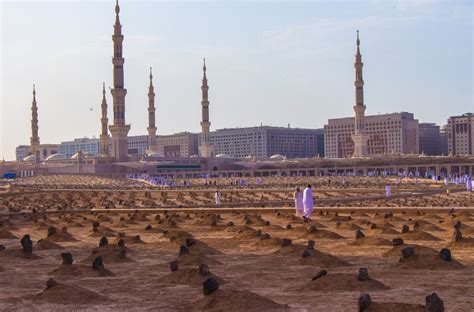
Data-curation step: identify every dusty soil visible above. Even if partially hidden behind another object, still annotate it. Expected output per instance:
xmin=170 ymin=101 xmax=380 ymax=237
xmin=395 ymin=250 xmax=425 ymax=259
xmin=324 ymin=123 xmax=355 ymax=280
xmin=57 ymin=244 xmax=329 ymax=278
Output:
xmin=0 ymin=175 xmax=473 ymax=311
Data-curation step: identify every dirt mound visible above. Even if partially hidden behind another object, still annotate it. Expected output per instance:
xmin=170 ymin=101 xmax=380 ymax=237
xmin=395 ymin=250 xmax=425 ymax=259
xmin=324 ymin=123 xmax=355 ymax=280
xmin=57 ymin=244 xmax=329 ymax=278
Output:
xmin=89 ymin=226 xmax=116 ymax=237
xmin=335 ymin=222 xmax=363 ymax=231
xmin=80 ymin=245 xmax=132 ymax=264
xmin=298 ymin=273 xmax=389 ymax=292
xmin=302 ymin=228 xmax=345 ymax=240
xmin=401 ymin=231 xmax=441 ymax=241
xmin=177 ymin=253 xmax=222 ymax=267
xmin=385 ymin=245 xmax=464 ymax=270
xmin=348 ymin=237 xmax=392 ymax=247
xmin=0 ymin=229 xmax=17 ymax=239
xmin=34 ymin=283 xmax=106 ymax=304
xmin=183 ymin=289 xmax=288 ymax=312
xmin=163 ymin=229 xmax=194 ymax=241
xmin=51 ymin=264 xmax=114 ymax=277
xmin=112 ymin=235 xmax=145 ymax=245
xmin=365 ymin=302 xmax=425 ymax=312
xmin=233 ymin=227 xmax=262 ymax=240
xmin=298 ymin=249 xmax=350 ymax=267
xmin=46 ymin=231 xmax=78 ymax=242
xmin=64 ymin=221 xmax=84 ymax=228
xmin=449 ymin=237 xmax=474 ymax=247
xmin=0 ymin=248 xmax=41 ymax=260
xmin=274 ymin=244 xmax=307 ymax=255
xmin=252 ymin=237 xmax=282 ymax=248
xmin=159 ymin=268 xmax=224 ymax=286
xmin=36 ymin=239 xmax=64 ymax=250
xmin=368 ymin=227 xmax=399 ymax=235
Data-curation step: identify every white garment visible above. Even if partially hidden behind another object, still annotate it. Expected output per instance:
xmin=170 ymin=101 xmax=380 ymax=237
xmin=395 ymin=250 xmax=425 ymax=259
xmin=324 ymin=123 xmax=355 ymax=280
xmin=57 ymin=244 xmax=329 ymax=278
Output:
xmin=467 ymin=178 xmax=472 ymax=191
xmin=302 ymin=187 xmax=314 ymax=218
xmin=215 ymin=192 xmax=221 ymax=206
xmin=293 ymin=191 xmax=304 ymax=216
xmin=385 ymin=185 xmax=391 ymax=197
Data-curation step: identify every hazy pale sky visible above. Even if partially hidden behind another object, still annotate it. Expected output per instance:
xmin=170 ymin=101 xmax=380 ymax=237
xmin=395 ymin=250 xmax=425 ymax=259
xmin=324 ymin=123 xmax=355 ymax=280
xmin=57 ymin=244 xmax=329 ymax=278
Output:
xmin=1 ymin=0 xmax=472 ymax=160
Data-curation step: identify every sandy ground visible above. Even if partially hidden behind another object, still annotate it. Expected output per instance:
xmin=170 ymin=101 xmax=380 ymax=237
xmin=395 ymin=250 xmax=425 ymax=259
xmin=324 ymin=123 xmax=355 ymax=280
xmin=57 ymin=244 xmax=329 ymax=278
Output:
xmin=0 ymin=175 xmax=473 ymax=311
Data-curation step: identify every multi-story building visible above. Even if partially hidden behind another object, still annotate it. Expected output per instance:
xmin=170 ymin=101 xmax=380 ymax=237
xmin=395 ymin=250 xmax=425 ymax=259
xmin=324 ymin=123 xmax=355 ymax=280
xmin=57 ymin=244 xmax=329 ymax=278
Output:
xmin=157 ymin=132 xmax=199 ymax=158
xmin=204 ymin=126 xmax=324 ymax=159
xmin=439 ymin=125 xmax=448 ymax=156
xmin=418 ymin=123 xmax=441 ymax=156
xmin=447 ymin=113 xmax=474 ymax=155
xmin=58 ymin=138 xmax=100 ymax=158
xmin=45 ymin=133 xmax=198 ymax=159
xmin=324 ymin=112 xmax=419 ymax=158
xmin=15 ymin=144 xmax=59 ymax=161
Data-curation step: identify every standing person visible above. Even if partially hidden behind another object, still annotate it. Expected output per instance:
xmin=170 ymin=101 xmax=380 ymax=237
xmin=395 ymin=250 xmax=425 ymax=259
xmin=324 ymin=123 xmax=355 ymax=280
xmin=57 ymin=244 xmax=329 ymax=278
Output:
xmin=466 ymin=177 xmax=472 ymax=192
xmin=385 ymin=183 xmax=392 ymax=198
xmin=302 ymin=185 xmax=314 ymax=221
xmin=215 ymin=190 xmax=221 ymax=207
xmin=293 ymin=187 xmax=304 ymax=217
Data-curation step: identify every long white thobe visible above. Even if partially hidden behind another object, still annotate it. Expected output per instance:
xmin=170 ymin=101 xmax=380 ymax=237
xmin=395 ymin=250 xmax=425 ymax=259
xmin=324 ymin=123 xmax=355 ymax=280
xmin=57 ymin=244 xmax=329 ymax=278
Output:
xmin=293 ymin=191 xmax=304 ymax=216
xmin=302 ymin=187 xmax=314 ymax=218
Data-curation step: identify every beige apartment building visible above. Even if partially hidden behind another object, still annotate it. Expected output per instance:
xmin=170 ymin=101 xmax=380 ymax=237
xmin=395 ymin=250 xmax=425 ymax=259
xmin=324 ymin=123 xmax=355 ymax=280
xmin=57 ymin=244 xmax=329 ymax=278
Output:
xmin=156 ymin=132 xmax=199 ymax=158
xmin=324 ymin=112 xmax=419 ymax=158
xmin=447 ymin=113 xmax=474 ymax=156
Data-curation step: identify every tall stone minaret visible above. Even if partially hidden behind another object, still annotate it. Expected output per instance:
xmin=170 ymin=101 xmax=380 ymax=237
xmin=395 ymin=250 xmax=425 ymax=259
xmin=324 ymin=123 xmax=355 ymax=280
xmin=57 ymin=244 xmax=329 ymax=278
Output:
xmin=99 ymin=83 xmax=110 ymax=156
xmin=351 ymin=30 xmax=369 ymax=158
xmin=199 ymin=58 xmax=213 ymax=158
xmin=108 ymin=0 xmax=130 ymax=162
xmin=146 ymin=67 xmax=157 ymax=153
xmin=30 ymin=84 xmax=40 ymax=162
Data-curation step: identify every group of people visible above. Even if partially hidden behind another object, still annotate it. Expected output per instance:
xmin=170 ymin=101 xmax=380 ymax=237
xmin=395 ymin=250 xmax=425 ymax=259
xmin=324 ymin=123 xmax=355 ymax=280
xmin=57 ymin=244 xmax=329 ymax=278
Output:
xmin=292 ymin=185 xmax=314 ymax=220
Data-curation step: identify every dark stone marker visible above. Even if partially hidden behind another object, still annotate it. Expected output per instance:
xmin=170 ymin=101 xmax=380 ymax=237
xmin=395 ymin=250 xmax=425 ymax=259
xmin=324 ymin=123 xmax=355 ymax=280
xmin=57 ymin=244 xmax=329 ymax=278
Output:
xmin=280 ymin=238 xmax=292 ymax=248
xmin=312 ymin=269 xmax=327 ymax=281
xmin=203 ymin=277 xmax=219 ymax=295
xmin=169 ymin=260 xmax=178 ymax=272
xmin=21 ymin=234 xmax=33 ymax=254
xmin=425 ymin=292 xmax=444 ymax=312
xmin=199 ymin=264 xmax=209 ymax=276
xmin=145 ymin=224 xmax=152 ymax=231
xmin=392 ymin=238 xmax=404 ymax=246
xmin=358 ymin=268 xmax=369 ymax=281
xmin=355 ymin=229 xmax=365 ymax=239
xmin=92 ymin=256 xmax=104 ymax=270
xmin=46 ymin=278 xmax=58 ymax=289
xmin=302 ymin=249 xmax=311 ymax=258
xmin=0 ymin=245 xmax=5 ymax=251
xmin=370 ymin=223 xmax=377 ymax=229
xmin=260 ymin=233 xmax=271 ymax=240
xmin=439 ymin=248 xmax=452 ymax=261
xmin=400 ymin=246 xmax=415 ymax=259
xmin=117 ymin=238 xmax=125 ymax=248
xmin=118 ymin=248 xmax=126 ymax=258
xmin=286 ymin=224 xmax=292 ymax=230
xmin=358 ymin=293 xmax=372 ymax=312
xmin=186 ymin=238 xmax=196 ymax=247
xmin=453 ymin=228 xmax=463 ymax=242
xmin=179 ymin=245 xmax=190 ymax=255
xmin=99 ymin=236 xmax=108 ymax=247
xmin=47 ymin=226 xmax=57 ymax=237
xmin=61 ymin=252 xmax=73 ymax=265
xmin=454 ymin=220 xmax=461 ymax=230
xmin=401 ymin=224 xmax=410 ymax=234
xmin=307 ymin=240 xmax=316 ymax=250
xmin=227 ymin=221 xmax=234 ymax=227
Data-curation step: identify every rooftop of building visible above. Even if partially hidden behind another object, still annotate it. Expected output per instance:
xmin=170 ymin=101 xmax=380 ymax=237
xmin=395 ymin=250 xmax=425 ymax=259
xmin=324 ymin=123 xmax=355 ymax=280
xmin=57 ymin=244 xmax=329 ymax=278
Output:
xmin=214 ymin=125 xmax=324 ymax=132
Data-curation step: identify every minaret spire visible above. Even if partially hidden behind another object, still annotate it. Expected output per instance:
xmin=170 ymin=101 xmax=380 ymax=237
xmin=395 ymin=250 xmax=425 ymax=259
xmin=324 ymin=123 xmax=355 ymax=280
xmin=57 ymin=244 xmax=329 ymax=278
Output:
xmin=100 ymin=83 xmax=110 ymax=156
xmin=147 ymin=67 xmax=157 ymax=153
xmin=109 ymin=0 xmax=130 ymax=162
xmin=199 ymin=58 xmax=213 ymax=158
xmin=351 ymin=30 xmax=369 ymax=157
xmin=30 ymin=84 xmax=40 ymax=162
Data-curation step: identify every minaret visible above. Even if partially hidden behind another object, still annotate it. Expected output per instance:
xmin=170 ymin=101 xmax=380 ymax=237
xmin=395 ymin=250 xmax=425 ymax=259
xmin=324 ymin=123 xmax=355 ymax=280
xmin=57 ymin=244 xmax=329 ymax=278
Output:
xmin=199 ymin=58 xmax=213 ymax=158
xmin=351 ymin=30 xmax=369 ymax=158
xmin=99 ymin=83 xmax=110 ymax=156
xmin=108 ymin=0 xmax=130 ymax=162
xmin=30 ymin=84 xmax=40 ymax=162
xmin=146 ymin=67 xmax=157 ymax=153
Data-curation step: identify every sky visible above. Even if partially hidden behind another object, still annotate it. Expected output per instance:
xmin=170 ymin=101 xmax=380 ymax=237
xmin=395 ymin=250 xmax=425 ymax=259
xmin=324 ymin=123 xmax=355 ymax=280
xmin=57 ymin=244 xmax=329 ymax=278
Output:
xmin=0 ymin=0 xmax=472 ymax=160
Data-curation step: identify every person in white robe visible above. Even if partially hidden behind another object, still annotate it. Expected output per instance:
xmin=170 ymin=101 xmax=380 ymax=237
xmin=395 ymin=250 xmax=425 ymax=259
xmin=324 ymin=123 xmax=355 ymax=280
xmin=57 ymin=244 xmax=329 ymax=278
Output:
xmin=215 ymin=190 xmax=221 ymax=207
xmin=293 ymin=187 xmax=304 ymax=217
xmin=385 ymin=183 xmax=392 ymax=197
xmin=302 ymin=185 xmax=314 ymax=220
xmin=467 ymin=177 xmax=472 ymax=192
